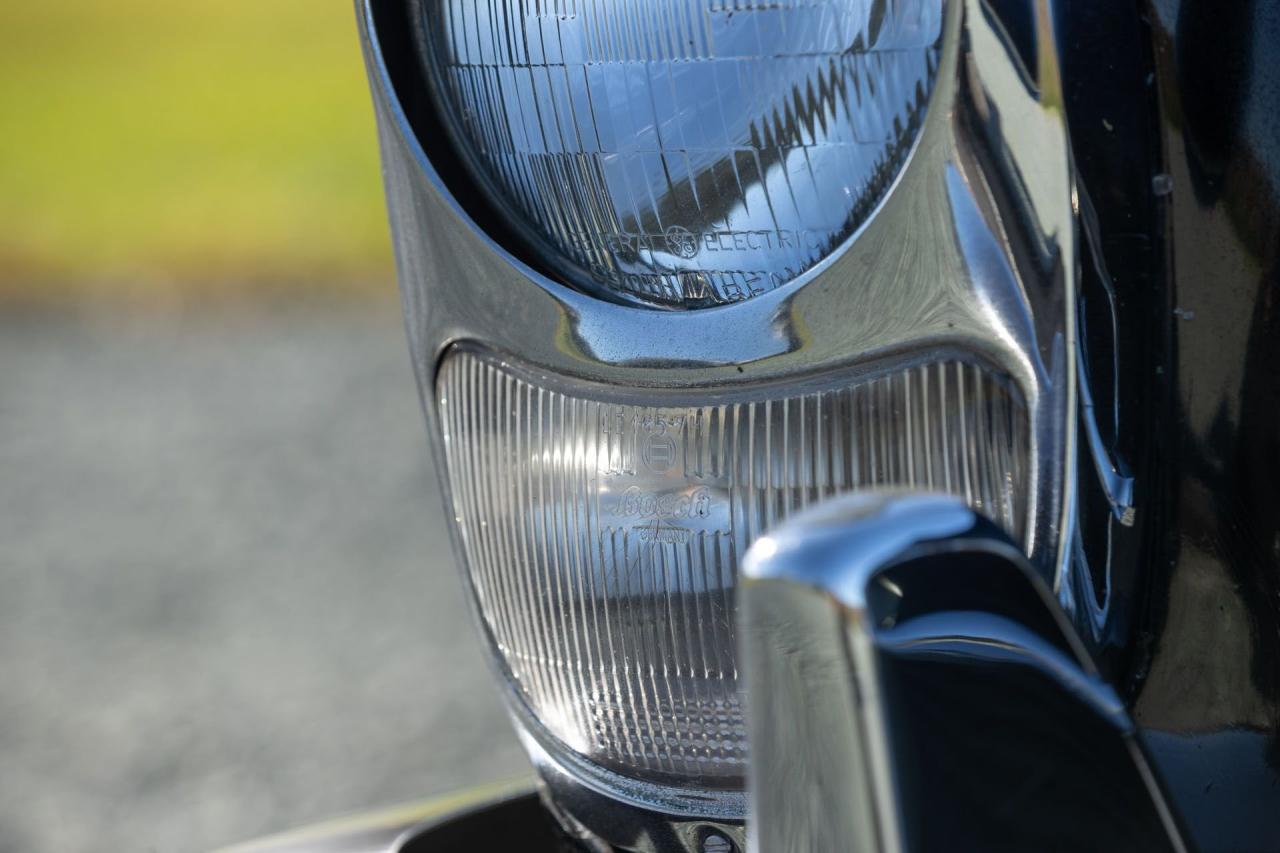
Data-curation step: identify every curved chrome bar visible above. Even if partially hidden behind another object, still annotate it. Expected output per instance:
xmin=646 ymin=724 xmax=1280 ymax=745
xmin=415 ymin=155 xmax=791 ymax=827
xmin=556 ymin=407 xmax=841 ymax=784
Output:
xmin=740 ymin=492 xmax=1186 ymax=853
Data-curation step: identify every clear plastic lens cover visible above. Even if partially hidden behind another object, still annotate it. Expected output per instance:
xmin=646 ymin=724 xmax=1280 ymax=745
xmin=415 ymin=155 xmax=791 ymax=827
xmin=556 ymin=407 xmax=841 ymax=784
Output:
xmin=415 ymin=0 xmax=944 ymax=309
xmin=437 ymin=347 xmax=1028 ymax=788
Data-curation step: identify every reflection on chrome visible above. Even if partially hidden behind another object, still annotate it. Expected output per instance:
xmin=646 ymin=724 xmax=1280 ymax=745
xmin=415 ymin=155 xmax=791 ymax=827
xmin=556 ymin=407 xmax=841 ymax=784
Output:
xmin=415 ymin=0 xmax=944 ymax=308
xmin=741 ymin=493 xmax=1186 ymax=853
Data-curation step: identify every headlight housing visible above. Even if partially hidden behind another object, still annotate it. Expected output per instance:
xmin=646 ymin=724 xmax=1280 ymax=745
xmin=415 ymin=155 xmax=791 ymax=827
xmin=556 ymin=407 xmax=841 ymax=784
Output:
xmin=360 ymin=0 xmax=1078 ymax=846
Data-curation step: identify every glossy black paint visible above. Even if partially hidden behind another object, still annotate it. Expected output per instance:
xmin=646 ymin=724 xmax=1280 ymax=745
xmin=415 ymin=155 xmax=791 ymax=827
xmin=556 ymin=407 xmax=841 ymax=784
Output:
xmin=1056 ymin=0 xmax=1280 ymax=849
xmin=870 ymin=541 xmax=1182 ymax=852
xmin=1136 ymin=1 xmax=1280 ymax=847
xmin=1057 ymin=0 xmax=1166 ymax=677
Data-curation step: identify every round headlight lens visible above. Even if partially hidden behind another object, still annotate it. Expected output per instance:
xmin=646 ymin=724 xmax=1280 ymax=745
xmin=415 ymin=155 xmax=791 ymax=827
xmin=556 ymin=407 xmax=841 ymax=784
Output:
xmin=416 ymin=0 xmax=943 ymax=308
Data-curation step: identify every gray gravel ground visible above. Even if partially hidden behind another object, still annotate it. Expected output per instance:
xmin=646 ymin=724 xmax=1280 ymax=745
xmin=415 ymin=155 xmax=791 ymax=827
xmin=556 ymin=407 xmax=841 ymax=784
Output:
xmin=0 ymin=304 xmax=527 ymax=853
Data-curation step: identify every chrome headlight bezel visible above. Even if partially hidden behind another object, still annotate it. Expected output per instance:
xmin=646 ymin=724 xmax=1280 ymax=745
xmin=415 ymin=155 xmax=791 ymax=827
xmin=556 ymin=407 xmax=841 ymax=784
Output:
xmin=359 ymin=0 xmax=1079 ymax=846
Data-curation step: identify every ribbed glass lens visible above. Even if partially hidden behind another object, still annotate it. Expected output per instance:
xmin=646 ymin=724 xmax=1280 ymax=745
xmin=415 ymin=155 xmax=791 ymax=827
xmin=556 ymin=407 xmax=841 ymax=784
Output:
xmin=415 ymin=0 xmax=944 ymax=309
xmin=437 ymin=348 xmax=1027 ymax=788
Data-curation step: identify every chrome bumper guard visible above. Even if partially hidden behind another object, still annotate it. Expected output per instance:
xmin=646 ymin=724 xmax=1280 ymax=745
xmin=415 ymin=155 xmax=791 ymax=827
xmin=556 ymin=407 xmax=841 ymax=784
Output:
xmin=740 ymin=491 xmax=1186 ymax=853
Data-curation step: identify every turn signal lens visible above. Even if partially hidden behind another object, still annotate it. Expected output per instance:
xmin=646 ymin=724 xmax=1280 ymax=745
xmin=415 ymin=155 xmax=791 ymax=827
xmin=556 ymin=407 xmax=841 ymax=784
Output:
xmin=415 ymin=0 xmax=944 ymax=308
xmin=437 ymin=347 xmax=1028 ymax=791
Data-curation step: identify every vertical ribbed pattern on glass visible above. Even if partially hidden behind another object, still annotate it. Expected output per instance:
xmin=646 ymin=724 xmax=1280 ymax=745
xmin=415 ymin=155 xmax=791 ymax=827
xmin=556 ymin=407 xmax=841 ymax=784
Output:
xmin=418 ymin=0 xmax=944 ymax=308
xmin=437 ymin=349 xmax=1027 ymax=786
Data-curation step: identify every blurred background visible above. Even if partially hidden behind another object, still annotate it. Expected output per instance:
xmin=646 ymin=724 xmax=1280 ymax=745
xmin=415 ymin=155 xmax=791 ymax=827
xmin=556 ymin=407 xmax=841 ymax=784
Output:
xmin=0 ymin=3 xmax=526 ymax=851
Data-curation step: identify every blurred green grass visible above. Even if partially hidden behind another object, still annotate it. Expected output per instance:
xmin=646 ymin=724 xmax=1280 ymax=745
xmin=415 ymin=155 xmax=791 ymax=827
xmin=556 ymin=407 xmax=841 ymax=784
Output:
xmin=0 ymin=1 xmax=393 ymax=303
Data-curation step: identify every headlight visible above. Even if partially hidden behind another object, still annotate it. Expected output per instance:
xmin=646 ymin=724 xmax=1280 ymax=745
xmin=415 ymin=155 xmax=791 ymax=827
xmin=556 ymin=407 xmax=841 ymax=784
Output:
xmin=361 ymin=0 xmax=1078 ymax=846
xmin=438 ymin=346 xmax=1027 ymax=789
xmin=413 ymin=0 xmax=943 ymax=309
